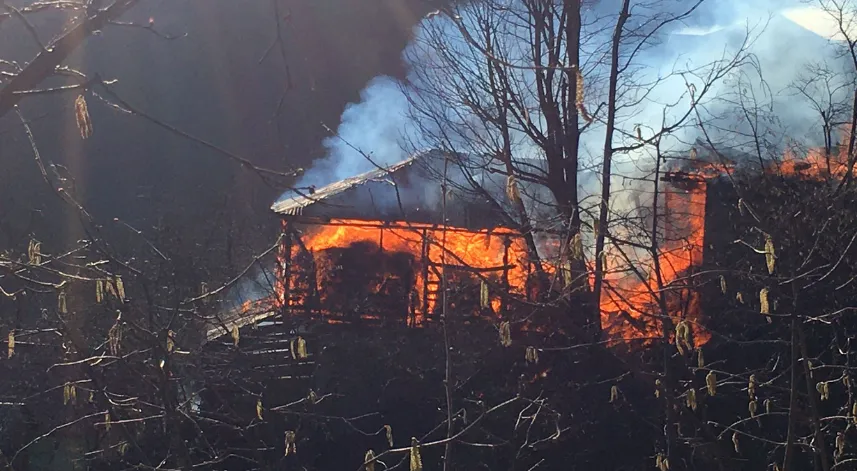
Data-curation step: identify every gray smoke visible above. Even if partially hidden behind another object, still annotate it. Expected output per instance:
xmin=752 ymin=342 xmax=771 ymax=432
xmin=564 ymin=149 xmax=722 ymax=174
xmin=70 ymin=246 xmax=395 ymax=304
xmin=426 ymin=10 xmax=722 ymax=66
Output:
xmin=277 ymin=76 xmax=415 ymax=199
xmin=278 ymin=0 xmax=847 ymax=214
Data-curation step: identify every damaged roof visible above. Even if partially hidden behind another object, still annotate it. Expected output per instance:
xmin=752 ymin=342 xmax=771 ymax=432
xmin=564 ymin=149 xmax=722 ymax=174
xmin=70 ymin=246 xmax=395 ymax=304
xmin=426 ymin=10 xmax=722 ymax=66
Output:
xmin=271 ymin=154 xmax=421 ymax=217
xmin=270 ymin=150 xmax=516 ymax=230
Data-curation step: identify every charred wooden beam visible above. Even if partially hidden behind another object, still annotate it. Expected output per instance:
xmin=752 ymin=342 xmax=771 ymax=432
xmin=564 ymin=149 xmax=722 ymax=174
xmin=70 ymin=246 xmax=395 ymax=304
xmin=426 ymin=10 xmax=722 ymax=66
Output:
xmin=660 ymin=171 xmax=708 ymax=183
xmin=502 ymin=236 xmax=511 ymax=314
xmin=420 ymin=228 xmax=429 ymax=324
xmin=434 ymin=262 xmax=517 ymax=273
xmin=282 ymin=216 xmax=522 ymax=235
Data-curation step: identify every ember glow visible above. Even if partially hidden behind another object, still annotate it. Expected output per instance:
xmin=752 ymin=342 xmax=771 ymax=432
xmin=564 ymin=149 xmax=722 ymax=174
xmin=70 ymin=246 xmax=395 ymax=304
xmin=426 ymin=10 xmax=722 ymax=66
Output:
xmin=279 ymin=220 xmax=530 ymax=326
xmin=598 ymin=180 xmax=710 ymax=345
xmin=779 ymin=145 xmax=851 ymax=179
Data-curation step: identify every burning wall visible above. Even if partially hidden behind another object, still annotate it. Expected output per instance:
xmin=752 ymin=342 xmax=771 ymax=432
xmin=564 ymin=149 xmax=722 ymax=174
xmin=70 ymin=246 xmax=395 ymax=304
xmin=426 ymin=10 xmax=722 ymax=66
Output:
xmin=278 ymin=220 xmax=530 ymax=326
xmin=600 ymin=137 xmax=856 ymax=346
xmin=597 ymin=172 xmax=710 ymax=344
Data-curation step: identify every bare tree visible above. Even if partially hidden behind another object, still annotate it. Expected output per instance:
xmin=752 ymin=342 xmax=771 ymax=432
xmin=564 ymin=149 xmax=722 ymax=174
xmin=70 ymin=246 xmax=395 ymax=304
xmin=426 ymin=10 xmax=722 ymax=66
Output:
xmin=403 ymin=0 xmax=752 ymax=342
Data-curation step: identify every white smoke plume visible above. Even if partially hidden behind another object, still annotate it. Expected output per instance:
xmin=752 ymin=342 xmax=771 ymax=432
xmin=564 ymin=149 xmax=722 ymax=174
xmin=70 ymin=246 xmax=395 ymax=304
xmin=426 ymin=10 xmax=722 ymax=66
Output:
xmin=278 ymin=0 xmax=847 ymax=217
xmin=281 ymin=76 xmax=414 ymax=195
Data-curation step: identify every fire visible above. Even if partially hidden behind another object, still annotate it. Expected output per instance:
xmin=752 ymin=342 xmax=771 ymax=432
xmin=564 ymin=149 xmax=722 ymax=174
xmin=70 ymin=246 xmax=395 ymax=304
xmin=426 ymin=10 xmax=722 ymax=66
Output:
xmin=259 ymin=141 xmax=851 ymax=345
xmin=593 ymin=135 xmax=856 ymax=346
xmin=279 ymin=220 xmax=530 ymax=325
xmin=779 ymin=145 xmax=850 ymax=178
xmin=270 ymin=198 xmax=713 ymax=342
xmin=597 ymin=181 xmax=709 ymax=345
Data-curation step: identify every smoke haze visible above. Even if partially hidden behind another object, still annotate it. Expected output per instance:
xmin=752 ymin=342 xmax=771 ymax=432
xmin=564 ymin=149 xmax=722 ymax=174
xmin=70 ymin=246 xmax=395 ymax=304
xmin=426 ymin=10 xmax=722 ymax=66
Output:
xmin=281 ymin=0 xmax=849 ymax=212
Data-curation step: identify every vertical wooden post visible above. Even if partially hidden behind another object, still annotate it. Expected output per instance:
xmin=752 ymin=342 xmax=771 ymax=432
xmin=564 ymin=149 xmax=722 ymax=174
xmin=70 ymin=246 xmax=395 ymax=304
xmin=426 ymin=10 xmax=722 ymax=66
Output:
xmin=283 ymin=228 xmax=293 ymax=319
xmin=304 ymin=249 xmax=321 ymax=315
xmin=502 ymin=235 xmax=511 ymax=314
xmin=420 ymin=228 xmax=430 ymax=323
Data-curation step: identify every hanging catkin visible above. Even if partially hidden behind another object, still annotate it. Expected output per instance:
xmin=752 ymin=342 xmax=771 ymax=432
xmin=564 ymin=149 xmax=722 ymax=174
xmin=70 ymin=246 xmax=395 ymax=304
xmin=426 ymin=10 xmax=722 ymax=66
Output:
xmin=506 ymin=174 xmax=522 ymax=206
xmin=115 ymin=276 xmax=125 ymax=300
xmin=852 ymin=402 xmax=857 ymax=424
xmin=569 ymin=233 xmax=583 ymax=261
xmin=58 ymin=290 xmax=68 ymax=314
xmin=836 ymin=432 xmax=845 ymax=456
xmin=656 ymin=453 xmax=670 ymax=471
xmin=284 ymin=431 xmax=297 ymax=456
xmin=765 ymin=236 xmax=776 ymax=274
xmin=28 ymin=239 xmax=41 ymax=265
xmin=364 ymin=450 xmax=376 ymax=471
xmin=686 ymin=388 xmax=697 ymax=411
xmin=108 ymin=320 xmax=122 ymax=356
xmin=525 ymin=346 xmax=539 ymax=364
xmin=575 ymin=67 xmax=592 ymax=123
xmin=480 ymin=281 xmax=490 ymax=309
xmin=7 ymin=330 xmax=14 ymax=359
xmin=166 ymin=330 xmax=176 ymax=353
xmin=816 ymin=381 xmax=830 ymax=400
xmin=499 ymin=321 xmax=512 ymax=347
xmin=296 ymin=336 xmax=308 ymax=359
xmin=384 ymin=424 xmax=393 ymax=447
xmin=706 ymin=371 xmax=717 ymax=396
xmin=75 ymin=94 xmax=93 ymax=139
xmin=675 ymin=321 xmax=692 ymax=354
xmin=759 ymin=288 xmax=770 ymax=315
xmin=409 ymin=438 xmax=423 ymax=471
xmin=231 ymin=325 xmax=240 ymax=347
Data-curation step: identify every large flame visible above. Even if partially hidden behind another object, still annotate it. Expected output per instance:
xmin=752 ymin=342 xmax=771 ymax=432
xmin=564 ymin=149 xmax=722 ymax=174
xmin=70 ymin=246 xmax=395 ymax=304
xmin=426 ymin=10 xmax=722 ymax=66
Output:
xmin=250 ymin=141 xmax=851 ymax=345
xmin=597 ymin=180 xmax=709 ymax=345
xmin=259 ymin=176 xmax=716 ymax=344
xmin=280 ymin=220 xmax=530 ymax=325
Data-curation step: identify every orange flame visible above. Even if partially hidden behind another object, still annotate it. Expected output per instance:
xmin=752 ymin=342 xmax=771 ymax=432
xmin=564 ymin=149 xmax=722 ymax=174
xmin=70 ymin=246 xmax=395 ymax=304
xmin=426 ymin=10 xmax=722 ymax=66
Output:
xmin=596 ymin=181 xmax=709 ymax=345
xmin=263 ymin=142 xmax=850 ymax=343
xmin=279 ymin=220 xmax=530 ymax=325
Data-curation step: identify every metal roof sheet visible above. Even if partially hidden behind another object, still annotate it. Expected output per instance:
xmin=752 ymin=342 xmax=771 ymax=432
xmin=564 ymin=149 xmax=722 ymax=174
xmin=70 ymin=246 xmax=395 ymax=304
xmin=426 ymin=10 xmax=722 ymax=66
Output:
xmin=271 ymin=155 xmax=421 ymax=216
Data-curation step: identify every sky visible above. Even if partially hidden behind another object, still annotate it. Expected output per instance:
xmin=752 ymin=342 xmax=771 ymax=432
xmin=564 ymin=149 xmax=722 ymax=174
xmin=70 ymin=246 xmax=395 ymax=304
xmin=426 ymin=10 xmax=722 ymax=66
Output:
xmin=279 ymin=0 xmax=854 ymax=205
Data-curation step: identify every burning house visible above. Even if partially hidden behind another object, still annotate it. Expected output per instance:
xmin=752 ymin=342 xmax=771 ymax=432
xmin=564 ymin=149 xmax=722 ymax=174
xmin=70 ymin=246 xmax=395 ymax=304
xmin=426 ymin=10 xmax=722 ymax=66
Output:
xmin=212 ymin=139 xmax=841 ymax=345
xmin=190 ymin=138 xmax=857 ymax=471
xmin=208 ymin=145 xmax=740 ymax=343
xmin=269 ymin=150 xmax=534 ymax=327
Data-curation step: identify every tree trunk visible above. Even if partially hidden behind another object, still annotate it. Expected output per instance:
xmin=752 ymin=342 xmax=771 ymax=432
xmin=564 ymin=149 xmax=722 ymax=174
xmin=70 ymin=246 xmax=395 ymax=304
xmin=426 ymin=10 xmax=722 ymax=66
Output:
xmin=591 ymin=0 xmax=629 ymax=341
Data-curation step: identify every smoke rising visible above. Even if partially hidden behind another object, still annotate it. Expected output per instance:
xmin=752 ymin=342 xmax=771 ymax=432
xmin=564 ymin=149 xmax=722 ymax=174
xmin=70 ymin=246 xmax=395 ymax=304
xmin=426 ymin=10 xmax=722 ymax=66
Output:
xmin=279 ymin=0 xmax=847 ymax=213
xmin=284 ymin=76 xmax=414 ymax=195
